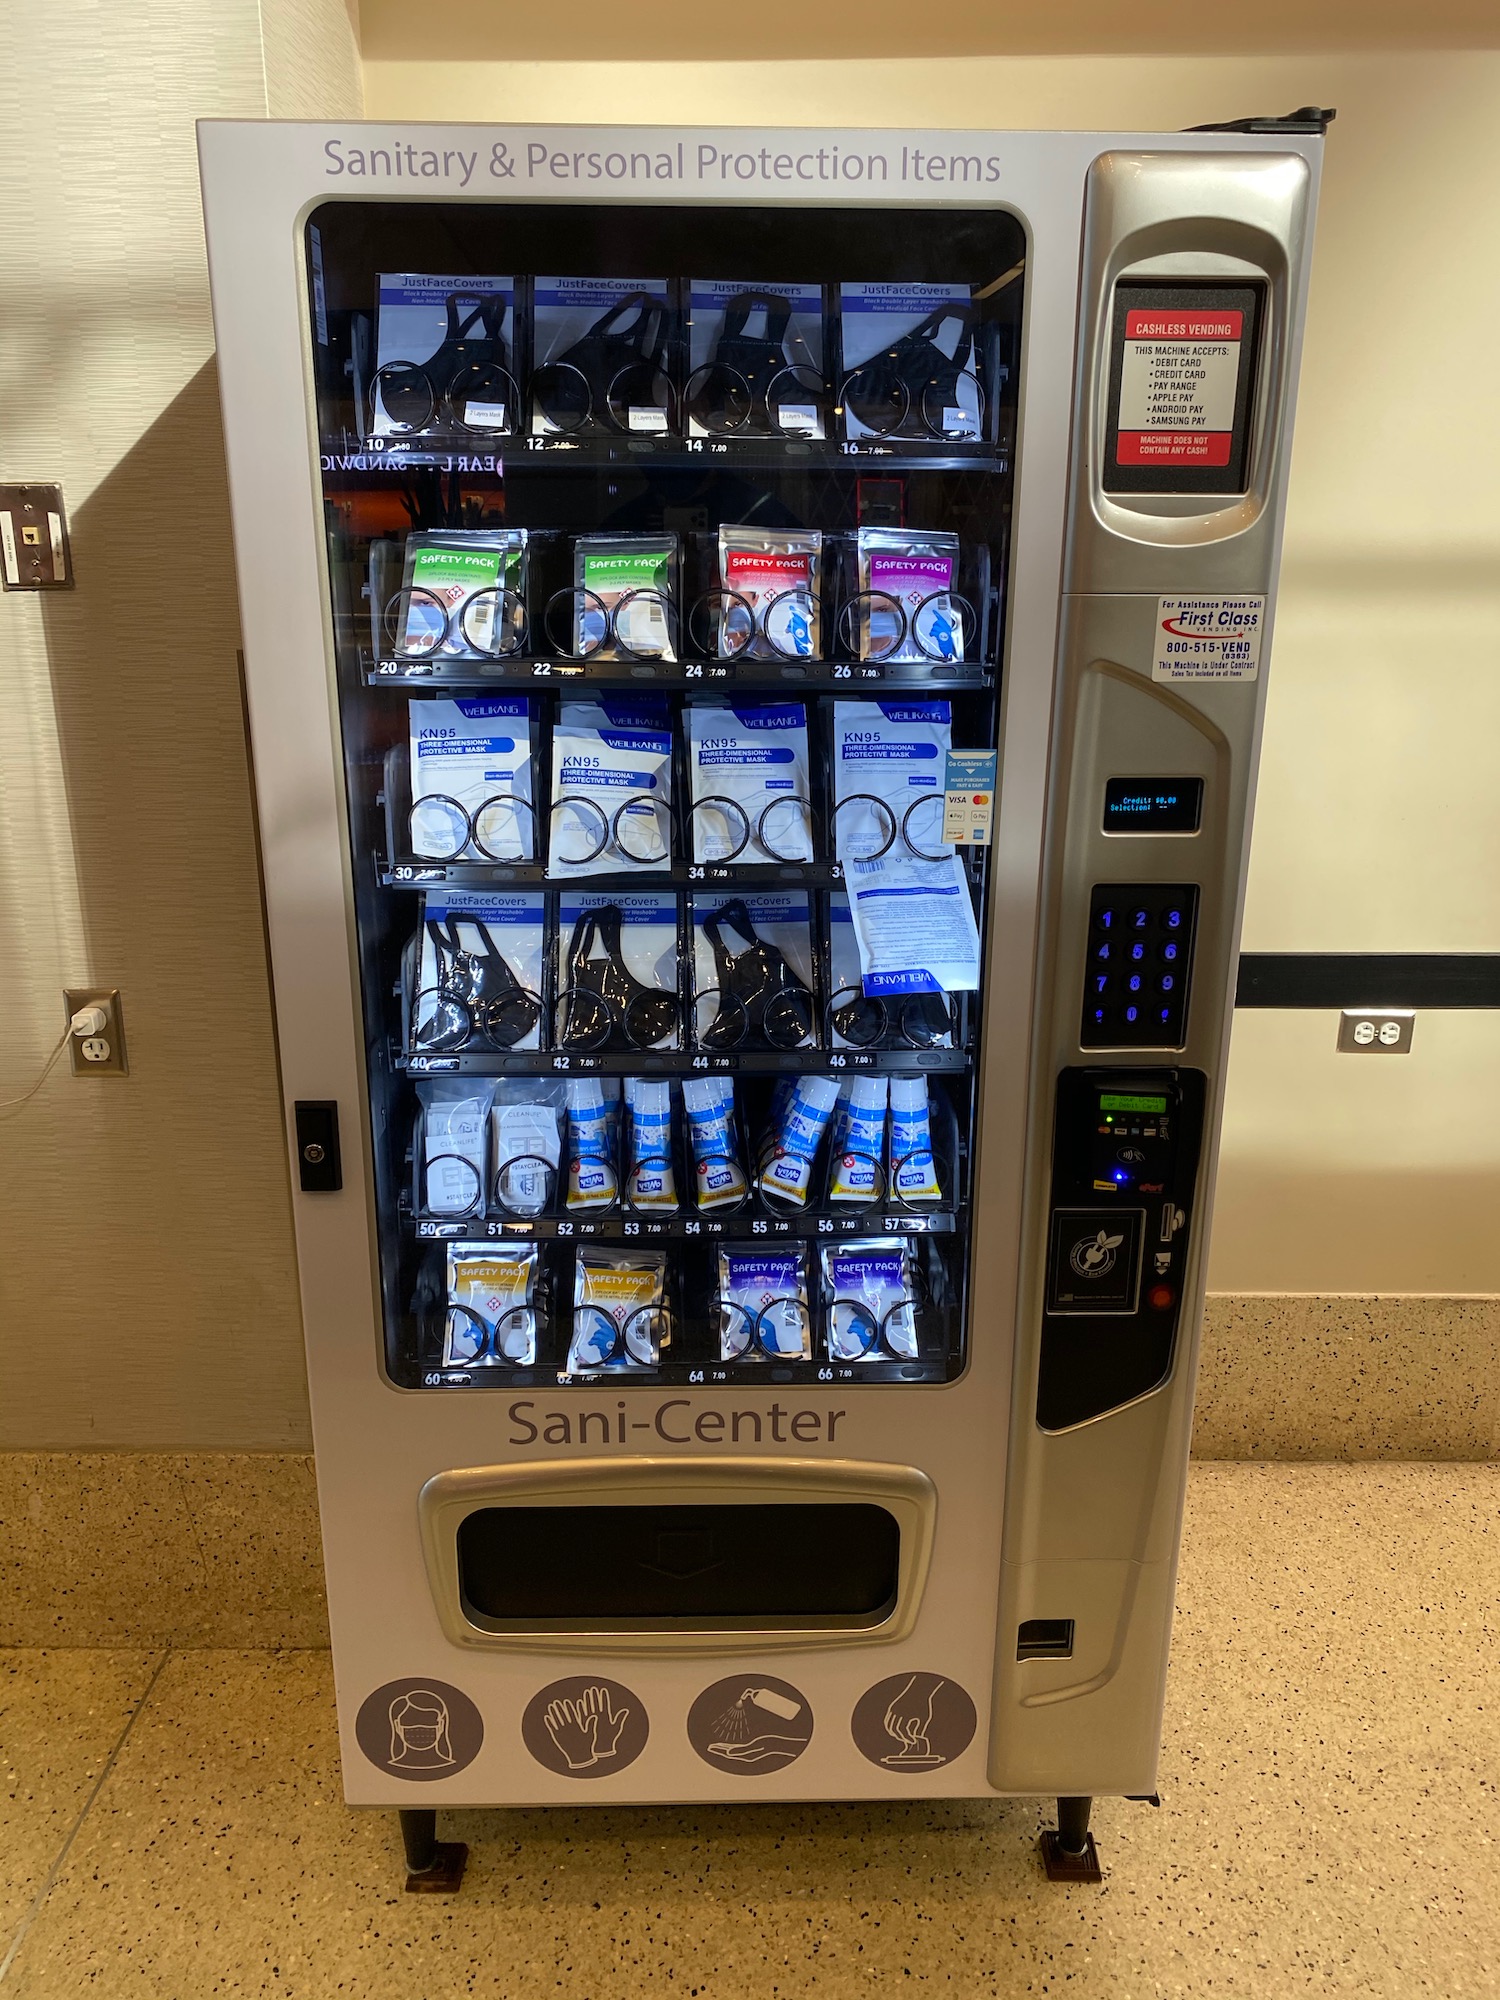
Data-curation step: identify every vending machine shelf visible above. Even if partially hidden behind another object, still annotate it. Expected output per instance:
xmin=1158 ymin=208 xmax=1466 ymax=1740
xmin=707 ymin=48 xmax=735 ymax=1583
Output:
xmin=367 ymin=659 xmax=995 ymax=693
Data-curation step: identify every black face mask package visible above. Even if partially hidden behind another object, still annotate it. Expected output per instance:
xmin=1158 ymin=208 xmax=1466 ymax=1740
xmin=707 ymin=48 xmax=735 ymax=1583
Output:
xmin=530 ymin=278 xmax=673 ymax=436
xmin=684 ymin=282 xmax=826 ymax=438
xmin=371 ymin=275 xmax=517 ymax=440
xmin=691 ymin=894 xmax=816 ymax=1053
xmin=838 ymin=283 xmax=986 ymax=442
xmin=406 ymin=892 xmax=545 ymax=1055
xmin=555 ymin=893 xmax=681 ymax=1053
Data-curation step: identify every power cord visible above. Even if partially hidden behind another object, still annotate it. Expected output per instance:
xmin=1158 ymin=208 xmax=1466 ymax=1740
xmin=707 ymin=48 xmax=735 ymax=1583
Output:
xmin=0 ymin=1007 xmax=109 ymax=1116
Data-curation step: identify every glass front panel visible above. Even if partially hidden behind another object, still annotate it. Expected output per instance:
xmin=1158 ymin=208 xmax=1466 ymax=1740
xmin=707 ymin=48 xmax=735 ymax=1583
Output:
xmin=306 ymin=199 xmax=1024 ymax=1392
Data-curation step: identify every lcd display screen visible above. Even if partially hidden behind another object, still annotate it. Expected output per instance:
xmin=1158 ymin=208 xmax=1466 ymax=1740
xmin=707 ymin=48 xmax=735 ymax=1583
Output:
xmin=1100 ymin=1093 xmax=1168 ymax=1114
xmin=1103 ymin=778 xmax=1203 ymax=834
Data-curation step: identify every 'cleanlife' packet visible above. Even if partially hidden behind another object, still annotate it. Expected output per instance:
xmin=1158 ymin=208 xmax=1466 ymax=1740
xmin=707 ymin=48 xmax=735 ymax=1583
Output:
xmin=408 ymin=696 xmax=534 ymax=861
xmin=489 ymin=1084 xmax=562 ymax=1217
xmin=396 ymin=530 xmax=527 ymax=659
xmin=573 ymin=535 xmax=677 ymax=661
xmin=549 ymin=696 xmax=674 ymax=876
xmin=687 ymin=701 xmax=812 ymax=862
xmin=444 ymin=1243 xmax=537 ymax=1367
xmin=421 ymin=1080 xmax=494 ymax=1218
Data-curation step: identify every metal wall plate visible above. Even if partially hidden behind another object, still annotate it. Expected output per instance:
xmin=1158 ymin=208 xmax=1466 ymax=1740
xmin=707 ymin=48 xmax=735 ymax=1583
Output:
xmin=1 ymin=484 xmax=71 ymax=589
xmin=1337 ymin=1009 xmax=1415 ymax=1054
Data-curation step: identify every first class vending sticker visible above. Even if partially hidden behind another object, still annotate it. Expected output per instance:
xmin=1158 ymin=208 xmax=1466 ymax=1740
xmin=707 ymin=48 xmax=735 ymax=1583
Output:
xmin=1104 ymin=285 xmax=1260 ymax=495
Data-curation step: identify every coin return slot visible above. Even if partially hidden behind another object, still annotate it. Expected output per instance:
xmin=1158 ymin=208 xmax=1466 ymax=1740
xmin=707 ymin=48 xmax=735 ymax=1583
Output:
xmin=456 ymin=1501 xmax=901 ymax=1633
xmin=1016 ymin=1617 xmax=1075 ymax=1660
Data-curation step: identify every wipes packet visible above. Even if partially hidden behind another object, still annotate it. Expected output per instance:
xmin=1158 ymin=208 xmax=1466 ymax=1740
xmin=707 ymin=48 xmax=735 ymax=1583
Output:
xmin=408 ymin=696 xmax=534 ymax=861
xmin=681 ymin=1076 xmax=748 ymax=1211
xmin=624 ymin=1076 xmax=678 ymax=1213
xmin=395 ymin=530 xmax=527 ymax=660
xmin=565 ymin=1078 xmax=619 ymax=1211
xmin=549 ymin=696 xmax=674 ymax=875
xmin=821 ymin=1238 xmax=919 ymax=1360
xmin=568 ymin=1247 xmax=668 ymax=1372
xmin=756 ymin=1075 xmax=841 ymax=1209
xmin=573 ymin=534 xmax=678 ymax=661
xmin=888 ymin=1075 xmax=942 ymax=1204
xmin=828 ymin=1075 xmax=890 ymax=1204
xmin=716 ymin=1245 xmax=811 ymax=1362
xmin=717 ymin=526 xmax=821 ymax=661
xmin=444 ymin=1243 xmax=537 ymax=1367
xmin=687 ymin=700 xmax=812 ymax=862
xmin=420 ymin=1079 xmax=494 ymax=1218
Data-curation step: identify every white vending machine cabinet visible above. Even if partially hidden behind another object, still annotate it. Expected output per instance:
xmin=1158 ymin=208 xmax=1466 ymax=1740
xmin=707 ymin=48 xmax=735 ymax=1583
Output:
xmin=198 ymin=117 xmax=1323 ymax=1885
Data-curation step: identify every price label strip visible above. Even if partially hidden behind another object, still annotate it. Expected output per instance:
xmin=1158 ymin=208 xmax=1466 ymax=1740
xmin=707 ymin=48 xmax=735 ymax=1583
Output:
xmin=942 ymin=749 xmax=997 ymax=846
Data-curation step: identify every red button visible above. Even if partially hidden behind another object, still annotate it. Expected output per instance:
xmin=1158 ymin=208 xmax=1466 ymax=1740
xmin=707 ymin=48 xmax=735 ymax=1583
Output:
xmin=1148 ymin=1283 xmax=1175 ymax=1310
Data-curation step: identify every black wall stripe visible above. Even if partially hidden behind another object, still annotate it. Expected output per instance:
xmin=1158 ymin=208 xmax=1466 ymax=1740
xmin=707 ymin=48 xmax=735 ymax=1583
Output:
xmin=1236 ymin=954 xmax=1500 ymax=1009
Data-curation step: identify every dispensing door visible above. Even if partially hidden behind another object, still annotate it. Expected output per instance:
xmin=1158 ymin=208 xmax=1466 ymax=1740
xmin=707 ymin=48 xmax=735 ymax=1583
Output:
xmin=991 ymin=150 xmax=1317 ymax=1795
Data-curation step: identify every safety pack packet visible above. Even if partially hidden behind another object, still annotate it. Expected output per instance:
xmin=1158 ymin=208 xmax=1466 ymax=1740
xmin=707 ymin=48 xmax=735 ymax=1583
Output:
xmin=444 ymin=1242 xmax=538 ymax=1367
xmin=832 ymin=701 xmax=981 ymax=996
xmin=407 ymin=696 xmax=534 ymax=861
xmin=838 ymin=282 xmax=982 ymax=441
xmin=420 ymin=1079 xmax=495 ymax=1219
xmin=717 ymin=1245 xmax=811 ymax=1362
xmin=408 ymin=892 xmax=546 ymax=1053
xmin=717 ymin=526 xmax=821 ymax=661
xmin=489 ymin=1081 xmax=563 ymax=1218
xmin=372 ymin=275 xmax=514 ymax=439
xmin=573 ymin=535 xmax=678 ymax=662
xmin=686 ymin=700 xmax=812 ymax=863
xmin=567 ymin=1247 xmax=668 ymax=1373
xmin=856 ymin=528 xmax=963 ymax=665
xmin=685 ymin=281 xmax=824 ymax=438
xmin=820 ymin=1238 xmax=919 ymax=1360
xmin=549 ymin=696 xmax=674 ymax=875
xmin=396 ymin=530 xmax=527 ymax=660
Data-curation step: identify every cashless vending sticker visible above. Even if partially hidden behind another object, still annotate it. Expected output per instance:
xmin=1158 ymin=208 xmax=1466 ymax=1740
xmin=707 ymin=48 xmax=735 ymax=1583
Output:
xmin=942 ymin=749 xmax=997 ymax=845
xmin=1117 ymin=307 xmax=1243 ymax=469
xmin=1152 ymin=597 xmax=1264 ymax=683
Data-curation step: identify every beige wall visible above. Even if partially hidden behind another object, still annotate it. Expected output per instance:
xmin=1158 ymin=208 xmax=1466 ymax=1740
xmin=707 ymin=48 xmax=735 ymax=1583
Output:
xmin=0 ymin=0 xmax=360 ymax=1450
xmin=2 ymin=31 xmax=1494 ymax=1451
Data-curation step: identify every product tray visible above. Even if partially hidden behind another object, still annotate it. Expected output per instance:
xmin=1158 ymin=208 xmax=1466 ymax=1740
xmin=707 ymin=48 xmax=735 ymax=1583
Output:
xmin=396 ymin=1047 xmax=971 ymax=1078
xmin=367 ymin=657 xmax=994 ymax=692
xmin=323 ymin=431 xmax=1012 ymax=478
xmin=381 ymin=858 xmax=858 ymax=891
xmin=420 ymin=1355 xmax=955 ymax=1390
xmin=408 ymin=1206 xmax=957 ymax=1244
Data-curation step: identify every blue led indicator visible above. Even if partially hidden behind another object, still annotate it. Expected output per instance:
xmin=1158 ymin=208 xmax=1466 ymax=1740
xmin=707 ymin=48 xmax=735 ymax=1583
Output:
xmin=1163 ymin=942 xmax=1178 ymax=962
xmin=1128 ymin=975 xmax=1142 ymax=992
xmin=1165 ymin=909 xmax=1183 ymax=929
xmin=1130 ymin=942 xmax=1146 ymax=961
xmin=1160 ymin=974 xmax=1175 ymax=992
xmin=1125 ymin=1005 xmax=1139 ymax=1023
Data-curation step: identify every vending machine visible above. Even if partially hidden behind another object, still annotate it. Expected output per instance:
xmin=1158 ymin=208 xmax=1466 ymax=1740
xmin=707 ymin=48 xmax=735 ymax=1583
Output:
xmin=198 ymin=115 xmax=1324 ymax=1887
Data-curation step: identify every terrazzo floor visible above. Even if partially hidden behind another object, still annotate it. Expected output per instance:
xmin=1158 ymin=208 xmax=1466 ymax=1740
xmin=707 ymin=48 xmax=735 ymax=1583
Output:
xmin=1 ymin=1463 xmax=1495 ymax=1997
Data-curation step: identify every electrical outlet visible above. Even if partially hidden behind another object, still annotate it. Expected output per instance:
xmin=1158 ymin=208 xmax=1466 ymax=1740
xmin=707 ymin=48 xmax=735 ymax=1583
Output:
xmin=1337 ymin=1009 xmax=1414 ymax=1054
xmin=64 ymin=988 xmax=128 ymax=1076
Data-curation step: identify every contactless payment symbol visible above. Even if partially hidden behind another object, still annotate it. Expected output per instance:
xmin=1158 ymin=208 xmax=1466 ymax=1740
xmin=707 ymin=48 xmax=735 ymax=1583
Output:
xmin=851 ymin=1672 xmax=976 ymax=1770
xmin=355 ymin=1678 xmax=484 ymax=1780
xmin=522 ymin=1675 xmax=648 ymax=1779
xmin=687 ymin=1675 xmax=813 ymax=1773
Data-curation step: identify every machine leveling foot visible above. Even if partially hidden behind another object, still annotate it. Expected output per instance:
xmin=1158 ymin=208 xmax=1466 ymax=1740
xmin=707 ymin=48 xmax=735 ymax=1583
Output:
xmin=399 ymin=1807 xmax=468 ymax=1893
xmin=1040 ymin=1794 xmax=1104 ymax=1883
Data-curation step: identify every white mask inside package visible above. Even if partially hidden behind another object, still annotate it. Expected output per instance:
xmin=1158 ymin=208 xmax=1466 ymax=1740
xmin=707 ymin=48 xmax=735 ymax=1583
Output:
xmin=687 ymin=700 xmax=812 ymax=863
xmin=549 ymin=696 xmax=674 ymax=875
xmin=407 ymin=696 xmax=534 ymax=862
